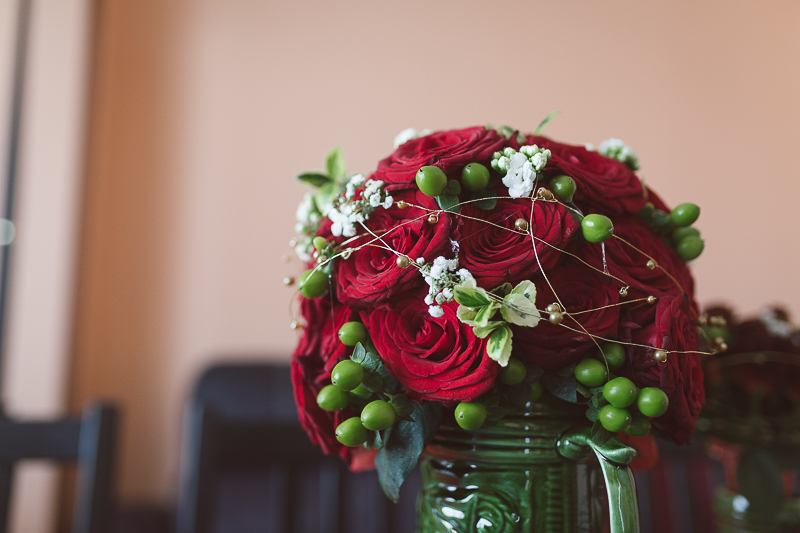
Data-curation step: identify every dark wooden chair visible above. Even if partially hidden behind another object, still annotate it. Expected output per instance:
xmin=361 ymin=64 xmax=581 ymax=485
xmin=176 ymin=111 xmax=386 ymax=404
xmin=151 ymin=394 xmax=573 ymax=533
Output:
xmin=0 ymin=402 xmax=118 ymax=533
xmin=175 ymin=363 xmax=420 ymax=533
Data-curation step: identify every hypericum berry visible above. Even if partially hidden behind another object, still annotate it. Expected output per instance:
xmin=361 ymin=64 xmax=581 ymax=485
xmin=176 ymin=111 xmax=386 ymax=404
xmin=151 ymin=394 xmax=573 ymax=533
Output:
xmin=581 ymin=214 xmax=614 ymax=243
xmin=548 ymin=175 xmax=577 ymax=203
xmin=331 ymin=360 xmax=364 ymax=391
xmin=454 ymin=402 xmax=487 ymax=430
xmin=338 ymin=321 xmax=367 ymax=346
xmin=637 ymin=387 xmax=669 ymax=417
xmin=574 ymin=358 xmax=609 ymax=387
xmin=669 ymin=203 xmax=700 ymax=227
xmin=316 ymin=384 xmax=350 ymax=411
xmin=499 ymin=358 xmax=527 ymax=385
xmin=675 ymin=236 xmax=704 ymax=261
xmin=529 ymin=381 xmax=544 ymax=402
xmin=350 ymin=383 xmax=372 ymax=397
xmin=360 ymin=400 xmax=396 ymax=431
xmin=599 ymin=405 xmax=632 ymax=432
xmin=595 ymin=342 xmax=626 ymax=370
xmin=461 ymin=163 xmax=490 ymax=191
xmin=415 ymin=166 xmax=448 ymax=197
xmin=603 ymin=377 xmax=639 ymax=409
xmin=298 ymin=268 xmax=329 ymax=298
xmin=335 ymin=417 xmax=368 ymax=447
xmin=624 ymin=413 xmax=652 ymax=437
xmin=312 ymin=236 xmax=328 ymax=250
xmin=671 ymin=226 xmax=700 ymax=245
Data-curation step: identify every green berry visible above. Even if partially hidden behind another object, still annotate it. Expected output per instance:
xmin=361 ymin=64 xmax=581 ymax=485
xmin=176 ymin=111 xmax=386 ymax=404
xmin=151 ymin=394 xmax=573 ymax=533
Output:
xmin=351 ymin=384 xmax=372 ymax=397
xmin=335 ymin=417 xmax=368 ymax=447
xmin=670 ymin=203 xmax=700 ymax=227
xmin=671 ymin=226 xmax=700 ymax=246
xmin=529 ymin=381 xmax=543 ymax=402
xmin=624 ymin=413 xmax=652 ymax=437
xmin=312 ymin=236 xmax=328 ymax=250
xmin=331 ymin=360 xmax=364 ymax=391
xmin=574 ymin=358 xmax=609 ymax=387
xmin=675 ymin=236 xmax=704 ymax=261
xmin=298 ymin=268 xmax=329 ymax=298
xmin=603 ymin=377 xmax=639 ymax=409
xmin=581 ymin=214 xmax=614 ymax=243
xmin=316 ymin=384 xmax=350 ymax=411
xmin=599 ymin=405 xmax=632 ymax=432
xmin=338 ymin=321 xmax=367 ymax=347
xmin=461 ymin=163 xmax=490 ymax=192
xmin=415 ymin=166 xmax=448 ymax=197
xmin=637 ymin=387 xmax=669 ymax=417
xmin=454 ymin=402 xmax=487 ymax=430
xmin=596 ymin=342 xmax=626 ymax=370
xmin=499 ymin=358 xmax=527 ymax=385
xmin=360 ymin=400 xmax=396 ymax=431
xmin=548 ymin=175 xmax=577 ymax=203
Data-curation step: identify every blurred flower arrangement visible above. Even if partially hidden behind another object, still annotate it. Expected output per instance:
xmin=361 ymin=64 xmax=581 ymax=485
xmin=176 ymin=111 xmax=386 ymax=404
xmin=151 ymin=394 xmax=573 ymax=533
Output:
xmin=288 ymin=118 xmax=713 ymax=500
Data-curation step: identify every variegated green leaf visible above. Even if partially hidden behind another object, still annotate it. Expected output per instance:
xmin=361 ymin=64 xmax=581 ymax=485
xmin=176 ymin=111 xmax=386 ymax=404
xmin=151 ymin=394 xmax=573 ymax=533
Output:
xmin=501 ymin=293 xmax=541 ymax=327
xmin=511 ymin=280 xmax=537 ymax=299
xmin=325 ymin=146 xmax=347 ymax=182
xmin=491 ymin=283 xmax=512 ymax=297
xmin=473 ymin=321 xmax=504 ymax=339
xmin=474 ymin=302 xmax=499 ymax=327
xmin=453 ymin=284 xmax=491 ymax=308
xmin=456 ymin=305 xmax=478 ymax=326
xmin=486 ymin=325 xmax=513 ymax=367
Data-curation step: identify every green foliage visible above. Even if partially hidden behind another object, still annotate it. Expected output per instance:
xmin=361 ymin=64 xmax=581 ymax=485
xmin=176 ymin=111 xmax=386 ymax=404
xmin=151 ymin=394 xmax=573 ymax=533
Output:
xmin=297 ymin=172 xmax=332 ymax=188
xmin=591 ymin=419 xmax=612 ymax=446
xmin=486 ymin=325 xmax=513 ymax=366
xmin=534 ymin=110 xmax=560 ymax=136
xmin=325 ymin=146 xmax=347 ymax=181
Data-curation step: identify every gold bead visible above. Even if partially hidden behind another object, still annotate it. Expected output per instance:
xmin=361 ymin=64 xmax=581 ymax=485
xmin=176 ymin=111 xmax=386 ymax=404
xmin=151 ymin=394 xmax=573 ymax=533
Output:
xmin=654 ymin=349 xmax=668 ymax=363
xmin=646 ymin=259 xmax=657 ymax=270
xmin=647 ymin=295 xmax=657 ymax=304
xmin=289 ymin=239 xmax=298 ymax=248
xmin=341 ymin=248 xmax=353 ymax=260
xmin=545 ymin=303 xmax=560 ymax=313
xmin=514 ymin=218 xmax=529 ymax=232
xmin=718 ymin=342 xmax=728 ymax=353
xmin=397 ymin=200 xmax=408 ymax=209
xmin=280 ymin=254 xmax=291 ymax=263
xmin=396 ymin=256 xmax=410 ymax=268
xmin=619 ymin=287 xmax=628 ymax=297
xmin=696 ymin=315 xmax=708 ymax=326
xmin=549 ymin=311 xmax=563 ymax=325
xmin=536 ymin=187 xmax=553 ymax=200
xmin=283 ymin=276 xmax=295 ymax=286
xmin=427 ymin=214 xmax=439 ymax=225
xmin=290 ymin=320 xmax=304 ymax=330
xmin=709 ymin=315 xmax=727 ymax=327
xmin=714 ymin=336 xmax=725 ymax=347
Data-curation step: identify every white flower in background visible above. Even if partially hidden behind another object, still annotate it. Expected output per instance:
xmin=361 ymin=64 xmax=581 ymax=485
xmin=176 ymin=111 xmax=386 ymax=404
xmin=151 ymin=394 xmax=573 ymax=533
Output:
xmin=393 ymin=128 xmax=434 ymax=149
xmin=293 ymin=193 xmax=323 ymax=261
xmin=492 ymin=145 xmax=552 ymax=198
xmin=419 ymin=254 xmax=472 ymax=317
xmin=761 ymin=309 xmax=794 ymax=339
xmin=598 ymin=138 xmax=640 ymax=170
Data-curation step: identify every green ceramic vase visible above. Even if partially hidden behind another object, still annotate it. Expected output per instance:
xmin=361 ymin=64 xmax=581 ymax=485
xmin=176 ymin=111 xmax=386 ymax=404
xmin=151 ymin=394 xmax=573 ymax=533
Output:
xmin=416 ymin=395 xmax=641 ymax=533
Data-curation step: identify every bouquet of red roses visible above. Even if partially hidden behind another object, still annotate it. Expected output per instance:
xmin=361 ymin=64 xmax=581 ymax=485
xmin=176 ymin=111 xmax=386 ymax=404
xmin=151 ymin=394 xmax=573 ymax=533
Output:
xmin=289 ymin=120 xmax=709 ymax=500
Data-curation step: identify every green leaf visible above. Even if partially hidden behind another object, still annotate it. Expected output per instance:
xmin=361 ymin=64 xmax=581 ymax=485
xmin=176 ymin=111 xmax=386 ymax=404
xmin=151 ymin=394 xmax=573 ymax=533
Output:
xmin=325 ymin=146 xmax=347 ymax=182
xmin=375 ymin=402 xmax=442 ymax=503
xmin=388 ymin=394 xmax=415 ymax=418
xmin=350 ymin=343 xmax=381 ymax=371
xmin=435 ymin=194 xmax=460 ymax=213
xmin=361 ymin=369 xmax=384 ymax=393
xmin=297 ymin=172 xmax=332 ymax=188
xmin=453 ymin=285 xmax=492 ymax=308
xmin=511 ymin=280 xmax=537 ymax=299
xmin=473 ymin=320 xmax=504 ymax=339
xmin=471 ymin=188 xmax=497 ymax=211
xmin=501 ymin=293 xmax=541 ymax=327
xmin=474 ymin=302 xmax=499 ymax=327
xmin=504 ymin=383 xmax=528 ymax=407
xmin=442 ymin=180 xmax=462 ymax=195
xmin=490 ymin=283 xmax=512 ymax=297
xmin=586 ymin=407 xmax=600 ymax=422
xmin=486 ymin=405 xmax=505 ymax=422
xmin=591 ymin=420 xmax=611 ymax=446
xmin=576 ymin=383 xmax=590 ymax=398
xmin=524 ymin=365 xmax=544 ymax=385
xmin=533 ymin=110 xmax=560 ymax=136
xmin=480 ymin=395 xmax=501 ymax=407
xmin=497 ymin=125 xmax=515 ymax=139
xmin=314 ymin=181 xmax=339 ymax=212
xmin=516 ymin=132 xmax=526 ymax=144
xmin=365 ymin=430 xmax=385 ymax=450
xmin=541 ymin=372 xmax=578 ymax=403
xmin=456 ymin=305 xmax=478 ymax=326
xmin=486 ymin=325 xmax=513 ymax=366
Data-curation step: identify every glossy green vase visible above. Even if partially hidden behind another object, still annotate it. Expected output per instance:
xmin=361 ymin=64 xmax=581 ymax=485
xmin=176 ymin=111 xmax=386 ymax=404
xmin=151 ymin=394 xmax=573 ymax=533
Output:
xmin=416 ymin=395 xmax=641 ymax=533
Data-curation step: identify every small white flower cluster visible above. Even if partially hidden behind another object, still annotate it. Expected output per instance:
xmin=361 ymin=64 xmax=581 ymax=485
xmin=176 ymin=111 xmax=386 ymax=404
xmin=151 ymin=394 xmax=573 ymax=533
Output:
xmin=491 ymin=145 xmax=552 ymax=198
xmin=760 ymin=309 xmax=795 ymax=339
xmin=598 ymin=138 xmax=640 ymax=170
xmin=393 ymin=127 xmax=433 ymax=149
xmin=419 ymin=255 xmax=473 ymax=317
xmin=294 ymin=193 xmax=322 ymax=261
xmin=324 ymin=174 xmax=393 ymax=238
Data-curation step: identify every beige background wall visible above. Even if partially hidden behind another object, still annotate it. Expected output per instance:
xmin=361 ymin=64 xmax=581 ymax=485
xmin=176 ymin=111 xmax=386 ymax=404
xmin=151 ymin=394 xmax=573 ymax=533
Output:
xmin=71 ymin=0 xmax=800 ymax=506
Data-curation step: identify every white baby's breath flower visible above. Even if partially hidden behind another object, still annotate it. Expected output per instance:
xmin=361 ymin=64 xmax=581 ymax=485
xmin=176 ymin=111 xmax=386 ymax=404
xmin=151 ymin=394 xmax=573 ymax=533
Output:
xmin=428 ymin=305 xmax=444 ymax=318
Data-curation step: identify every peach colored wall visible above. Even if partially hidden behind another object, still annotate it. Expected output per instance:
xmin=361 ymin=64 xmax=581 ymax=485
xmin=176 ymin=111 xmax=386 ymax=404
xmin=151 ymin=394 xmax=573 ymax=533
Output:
xmin=72 ymin=0 xmax=800 ymax=505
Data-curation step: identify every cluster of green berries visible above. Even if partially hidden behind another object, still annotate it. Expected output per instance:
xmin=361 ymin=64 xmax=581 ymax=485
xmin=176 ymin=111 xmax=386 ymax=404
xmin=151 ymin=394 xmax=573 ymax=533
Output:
xmin=640 ymin=202 xmax=704 ymax=261
xmin=573 ymin=343 xmax=669 ymax=436
xmin=415 ymin=162 xmax=491 ymax=198
xmin=315 ymin=321 xmax=408 ymax=448
xmin=297 ymin=236 xmax=336 ymax=299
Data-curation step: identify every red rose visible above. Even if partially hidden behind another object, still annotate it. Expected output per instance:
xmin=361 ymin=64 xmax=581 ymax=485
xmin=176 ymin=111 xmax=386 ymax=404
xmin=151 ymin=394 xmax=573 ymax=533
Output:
xmin=458 ymin=194 xmax=580 ymax=289
xmin=366 ymin=297 xmax=497 ymax=403
xmin=335 ymin=189 xmax=457 ymax=308
xmin=291 ymin=297 xmax=376 ymax=470
xmin=576 ymin=214 xmax=696 ymax=306
xmin=622 ymin=294 xmax=704 ymax=444
xmin=526 ymin=135 xmax=647 ymax=214
xmin=374 ymin=127 xmax=506 ymax=189
xmin=513 ymin=260 xmax=621 ymax=370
